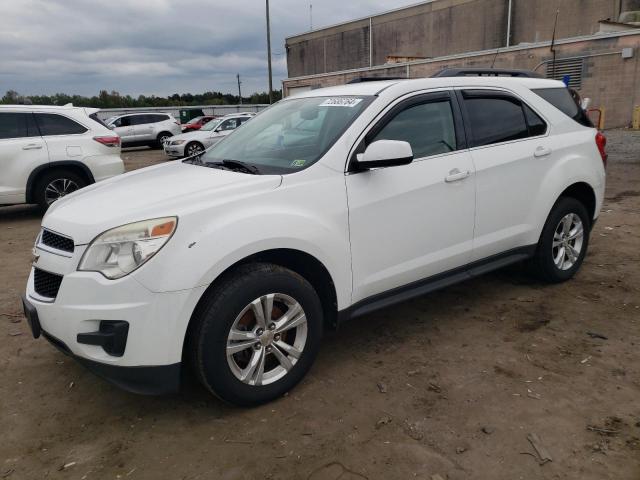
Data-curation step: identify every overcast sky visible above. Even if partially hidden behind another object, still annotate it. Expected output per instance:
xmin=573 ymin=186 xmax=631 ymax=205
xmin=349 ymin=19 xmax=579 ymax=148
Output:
xmin=0 ymin=0 xmax=414 ymax=97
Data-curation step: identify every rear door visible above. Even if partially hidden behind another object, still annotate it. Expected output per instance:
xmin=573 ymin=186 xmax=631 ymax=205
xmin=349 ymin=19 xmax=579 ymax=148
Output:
xmin=0 ymin=111 xmax=47 ymax=204
xmin=131 ymin=114 xmax=155 ymax=142
xmin=34 ymin=112 xmax=89 ymax=164
xmin=457 ymin=89 xmax=551 ymax=261
xmin=346 ymin=91 xmax=477 ymax=303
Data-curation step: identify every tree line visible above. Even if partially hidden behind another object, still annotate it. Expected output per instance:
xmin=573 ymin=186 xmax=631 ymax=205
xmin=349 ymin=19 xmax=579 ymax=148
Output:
xmin=1 ymin=89 xmax=283 ymax=108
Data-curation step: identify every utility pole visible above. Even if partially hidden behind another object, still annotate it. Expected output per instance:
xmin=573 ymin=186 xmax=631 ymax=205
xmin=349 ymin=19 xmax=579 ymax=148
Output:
xmin=266 ymin=0 xmax=273 ymax=104
xmin=237 ymin=73 xmax=242 ymax=105
xmin=310 ymin=3 xmax=313 ymax=30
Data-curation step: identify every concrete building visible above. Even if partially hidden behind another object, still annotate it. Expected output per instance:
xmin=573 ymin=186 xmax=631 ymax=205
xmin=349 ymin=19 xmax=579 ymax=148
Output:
xmin=283 ymin=0 xmax=640 ymax=128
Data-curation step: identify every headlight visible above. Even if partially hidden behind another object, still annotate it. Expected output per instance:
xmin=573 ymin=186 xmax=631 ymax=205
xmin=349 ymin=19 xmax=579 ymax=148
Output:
xmin=171 ymin=140 xmax=186 ymax=145
xmin=78 ymin=217 xmax=177 ymax=279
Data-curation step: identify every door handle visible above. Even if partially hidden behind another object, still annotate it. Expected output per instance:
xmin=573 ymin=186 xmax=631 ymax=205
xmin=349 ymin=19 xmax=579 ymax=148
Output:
xmin=22 ymin=144 xmax=43 ymax=150
xmin=534 ymin=146 xmax=552 ymax=157
xmin=445 ymin=168 xmax=470 ymax=183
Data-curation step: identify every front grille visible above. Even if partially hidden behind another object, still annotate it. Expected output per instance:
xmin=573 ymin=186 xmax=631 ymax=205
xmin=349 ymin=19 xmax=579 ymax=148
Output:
xmin=41 ymin=229 xmax=74 ymax=253
xmin=33 ymin=268 xmax=63 ymax=299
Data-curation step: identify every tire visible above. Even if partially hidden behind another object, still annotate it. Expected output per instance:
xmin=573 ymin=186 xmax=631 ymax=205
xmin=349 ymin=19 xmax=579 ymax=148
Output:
xmin=530 ymin=196 xmax=591 ymax=283
xmin=188 ymin=263 xmax=323 ymax=406
xmin=156 ymin=132 xmax=172 ymax=149
xmin=185 ymin=141 xmax=204 ymax=158
xmin=33 ymin=169 xmax=87 ymax=210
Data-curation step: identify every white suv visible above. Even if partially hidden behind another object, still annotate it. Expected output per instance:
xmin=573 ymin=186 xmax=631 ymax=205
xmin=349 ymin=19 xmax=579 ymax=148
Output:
xmin=0 ymin=105 xmax=124 ymax=209
xmin=105 ymin=113 xmax=181 ymax=149
xmin=164 ymin=113 xmax=255 ymax=158
xmin=22 ymin=77 xmax=606 ymax=406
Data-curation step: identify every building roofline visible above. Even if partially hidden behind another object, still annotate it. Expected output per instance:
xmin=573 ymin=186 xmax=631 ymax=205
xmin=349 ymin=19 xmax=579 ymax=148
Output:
xmin=286 ymin=0 xmax=438 ymax=41
xmin=284 ymin=29 xmax=640 ymax=82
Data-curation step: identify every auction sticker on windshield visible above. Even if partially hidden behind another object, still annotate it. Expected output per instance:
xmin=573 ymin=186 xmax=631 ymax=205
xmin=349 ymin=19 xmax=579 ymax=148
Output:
xmin=319 ymin=98 xmax=363 ymax=108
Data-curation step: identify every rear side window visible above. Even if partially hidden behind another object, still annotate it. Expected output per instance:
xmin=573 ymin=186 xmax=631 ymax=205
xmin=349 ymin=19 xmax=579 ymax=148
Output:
xmin=462 ymin=91 xmax=547 ymax=147
xmin=532 ymin=87 xmax=593 ymax=127
xmin=128 ymin=115 xmax=148 ymax=126
xmin=35 ymin=113 xmax=87 ymax=135
xmin=145 ymin=114 xmax=168 ymax=123
xmin=0 ymin=112 xmax=39 ymax=139
xmin=371 ymin=99 xmax=457 ymax=158
xmin=89 ymin=113 xmax=109 ymax=129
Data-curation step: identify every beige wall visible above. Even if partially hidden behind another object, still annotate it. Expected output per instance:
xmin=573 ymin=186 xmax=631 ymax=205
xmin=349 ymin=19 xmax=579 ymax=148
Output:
xmin=286 ymin=0 xmax=626 ymax=79
xmin=283 ymin=34 xmax=640 ymax=128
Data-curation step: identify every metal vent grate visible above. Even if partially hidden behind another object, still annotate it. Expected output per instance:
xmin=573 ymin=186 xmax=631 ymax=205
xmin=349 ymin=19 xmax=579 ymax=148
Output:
xmin=545 ymin=58 xmax=584 ymax=89
xmin=41 ymin=229 xmax=74 ymax=253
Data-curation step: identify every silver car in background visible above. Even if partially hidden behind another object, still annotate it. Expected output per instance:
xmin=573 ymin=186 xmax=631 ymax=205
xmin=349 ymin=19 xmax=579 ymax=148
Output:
xmin=164 ymin=113 xmax=255 ymax=157
xmin=106 ymin=113 xmax=181 ymax=149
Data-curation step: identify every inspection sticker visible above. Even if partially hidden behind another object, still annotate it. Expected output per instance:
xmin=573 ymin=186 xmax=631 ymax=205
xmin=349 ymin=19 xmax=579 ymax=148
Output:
xmin=290 ymin=159 xmax=306 ymax=168
xmin=319 ymin=97 xmax=363 ymax=108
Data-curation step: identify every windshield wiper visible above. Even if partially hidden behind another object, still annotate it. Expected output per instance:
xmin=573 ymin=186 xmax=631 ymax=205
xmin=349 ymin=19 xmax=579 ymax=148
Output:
xmin=221 ymin=159 xmax=260 ymax=175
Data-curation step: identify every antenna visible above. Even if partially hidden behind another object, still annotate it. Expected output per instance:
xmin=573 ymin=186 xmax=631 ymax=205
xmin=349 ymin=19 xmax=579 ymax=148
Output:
xmin=491 ymin=47 xmax=500 ymax=68
xmin=550 ymin=8 xmax=560 ymax=78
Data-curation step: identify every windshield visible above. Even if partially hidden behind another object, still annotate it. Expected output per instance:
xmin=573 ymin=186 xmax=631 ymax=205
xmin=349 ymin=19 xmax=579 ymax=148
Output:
xmin=200 ymin=119 xmax=222 ymax=131
xmin=198 ymin=96 xmax=372 ymax=174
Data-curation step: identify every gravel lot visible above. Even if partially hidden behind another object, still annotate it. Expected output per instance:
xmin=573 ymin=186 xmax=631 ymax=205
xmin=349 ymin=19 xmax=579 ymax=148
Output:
xmin=1 ymin=133 xmax=639 ymax=480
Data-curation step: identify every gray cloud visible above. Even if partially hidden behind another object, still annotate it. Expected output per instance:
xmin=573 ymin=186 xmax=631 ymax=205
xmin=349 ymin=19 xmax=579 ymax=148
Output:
xmin=0 ymin=0 xmax=412 ymax=97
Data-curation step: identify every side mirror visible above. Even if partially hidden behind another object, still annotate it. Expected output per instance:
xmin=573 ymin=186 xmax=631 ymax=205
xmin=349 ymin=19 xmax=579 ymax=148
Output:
xmin=355 ymin=140 xmax=413 ymax=170
xmin=108 ymin=124 xmax=115 ymax=130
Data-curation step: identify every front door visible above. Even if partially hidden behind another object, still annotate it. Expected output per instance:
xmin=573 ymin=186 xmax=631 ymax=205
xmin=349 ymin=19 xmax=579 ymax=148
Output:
xmin=346 ymin=91 xmax=476 ymax=304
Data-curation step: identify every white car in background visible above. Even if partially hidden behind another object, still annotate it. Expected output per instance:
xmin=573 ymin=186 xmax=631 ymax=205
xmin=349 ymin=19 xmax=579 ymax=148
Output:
xmin=106 ymin=113 xmax=181 ymax=149
xmin=0 ymin=105 xmax=124 ymax=209
xmin=164 ymin=113 xmax=255 ymax=158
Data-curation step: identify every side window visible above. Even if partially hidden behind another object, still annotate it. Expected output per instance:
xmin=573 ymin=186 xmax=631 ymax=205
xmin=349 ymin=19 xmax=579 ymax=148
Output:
xmin=370 ymin=100 xmax=457 ymax=159
xmin=129 ymin=115 xmax=147 ymax=126
xmin=523 ymin=104 xmax=547 ymax=136
xmin=0 ymin=113 xmax=39 ymax=139
xmin=35 ymin=113 xmax=87 ymax=136
xmin=462 ymin=93 xmax=529 ymax=147
xmin=220 ymin=119 xmax=238 ymax=131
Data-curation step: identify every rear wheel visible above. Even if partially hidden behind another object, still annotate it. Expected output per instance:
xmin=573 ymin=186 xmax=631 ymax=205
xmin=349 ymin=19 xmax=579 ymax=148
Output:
xmin=188 ymin=263 xmax=323 ymax=406
xmin=185 ymin=142 xmax=204 ymax=157
xmin=530 ymin=197 xmax=590 ymax=283
xmin=34 ymin=169 xmax=87 ymax=210
xmin=156 ymin=132 xmax=172 ymax=149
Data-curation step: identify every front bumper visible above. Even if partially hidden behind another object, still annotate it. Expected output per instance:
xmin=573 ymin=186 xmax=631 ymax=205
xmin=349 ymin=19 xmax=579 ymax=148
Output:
xmin=24 ymin=241 xmax=207 ymax=394
xmin=22 ymin=296 xmax=180 ymax=395
xmin=164 ymin=143 xmax=186 ymax=157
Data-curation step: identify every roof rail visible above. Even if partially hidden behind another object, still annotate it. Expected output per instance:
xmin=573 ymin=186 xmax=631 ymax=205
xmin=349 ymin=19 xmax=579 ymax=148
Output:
xmin=347 ymin=76 xmax=405 ymax=84
xmin=431 ymin=68 xmax=543 ymax=78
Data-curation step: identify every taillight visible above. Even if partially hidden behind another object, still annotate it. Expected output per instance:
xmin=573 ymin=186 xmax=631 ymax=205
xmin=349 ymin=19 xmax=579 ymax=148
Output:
xmin=595 ymin=131 xmax=607 ymax=167
xmin=93 ymin=136 xmax=121 ymax=148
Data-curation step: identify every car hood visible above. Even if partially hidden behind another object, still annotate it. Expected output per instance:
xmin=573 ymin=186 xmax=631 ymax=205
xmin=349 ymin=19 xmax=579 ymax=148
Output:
xmin=43 ymin=161 xmax=282 ymax=245
xmin=171 ymin=130 xmax=217 ymax=141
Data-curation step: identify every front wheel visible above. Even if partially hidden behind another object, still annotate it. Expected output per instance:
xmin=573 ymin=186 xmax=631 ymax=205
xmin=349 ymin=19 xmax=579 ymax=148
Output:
xmin=189 ymin=263 xmax=323 ymax=406
xmin=185 ymin=142 xmax=204 ymax=158
xmin=530 ymin=197 xmax=591 ymax=283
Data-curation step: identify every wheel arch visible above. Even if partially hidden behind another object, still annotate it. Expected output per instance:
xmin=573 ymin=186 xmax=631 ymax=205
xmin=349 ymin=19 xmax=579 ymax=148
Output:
xmin=181 ymin=248 xmax=339 ymax=364
xmin=26 ymin=161 xmax=95 ymax=203
xmin=558 ymin=181 xmax=596 ymax=223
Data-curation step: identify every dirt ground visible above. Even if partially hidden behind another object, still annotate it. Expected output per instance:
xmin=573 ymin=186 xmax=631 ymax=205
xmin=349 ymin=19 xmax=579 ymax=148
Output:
xmin=1 ymin=133 xmax=639 ymax=480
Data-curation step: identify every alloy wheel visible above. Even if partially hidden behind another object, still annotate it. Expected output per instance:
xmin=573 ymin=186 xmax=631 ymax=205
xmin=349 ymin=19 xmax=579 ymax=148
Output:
xmin=226 ymin=293 xmax=308 ymax=386
xmin=552 ymin=213 xmax=584 ymax=270
xmin=44 ymin=178 xmax=79 ymax=205
xmin=187 ymin=143 xmax=203 ymax=156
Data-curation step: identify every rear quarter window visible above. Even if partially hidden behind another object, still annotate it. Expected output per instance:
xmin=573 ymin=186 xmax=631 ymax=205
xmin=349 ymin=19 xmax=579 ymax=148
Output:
xmin=35 ymin=113 xmax=88 ymax=135
xmin=532 ymin=88 xmax=593 ymax=128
